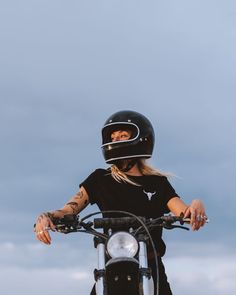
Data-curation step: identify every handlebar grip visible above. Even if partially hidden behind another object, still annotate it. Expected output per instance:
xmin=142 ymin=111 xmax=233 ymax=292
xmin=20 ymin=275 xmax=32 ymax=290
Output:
xmin=53 ymin=214 xmax=78 ymax=226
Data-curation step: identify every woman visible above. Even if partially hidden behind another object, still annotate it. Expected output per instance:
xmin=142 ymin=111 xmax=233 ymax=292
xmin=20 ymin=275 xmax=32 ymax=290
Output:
xmin=34 ymin=110 xmax=207 ymax=294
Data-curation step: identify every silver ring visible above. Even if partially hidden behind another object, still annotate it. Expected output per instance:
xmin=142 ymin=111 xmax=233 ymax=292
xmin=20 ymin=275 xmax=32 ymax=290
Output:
xmin=196 ymin=215 xmax=203 ymax=221
xmin=44 ymin=227 xmax=50 ymax=231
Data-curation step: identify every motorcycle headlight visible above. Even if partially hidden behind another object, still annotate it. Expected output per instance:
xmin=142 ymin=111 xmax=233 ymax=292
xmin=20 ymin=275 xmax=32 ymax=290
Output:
xmin=106 ymin=232 xmax=139 ymax=258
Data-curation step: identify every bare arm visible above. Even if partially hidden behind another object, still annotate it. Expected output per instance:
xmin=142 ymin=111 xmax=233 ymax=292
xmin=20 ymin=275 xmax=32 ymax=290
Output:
xmin=167 ymin=197 xmax=188 ymax=216
xmin=167 ymin=196 xmax=207 ymax=231
xmin=47 ymin=186 xmax=89 ymax=219
xmin=34 ymin=186 xmax=89 ymax=245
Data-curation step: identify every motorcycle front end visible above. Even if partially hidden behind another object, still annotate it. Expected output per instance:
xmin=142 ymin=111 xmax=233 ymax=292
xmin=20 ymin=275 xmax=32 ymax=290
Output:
xmin=53 ymin=212 xmax=194 ymax=295
xmin=94 ymin=231 xmax=153 ymax=295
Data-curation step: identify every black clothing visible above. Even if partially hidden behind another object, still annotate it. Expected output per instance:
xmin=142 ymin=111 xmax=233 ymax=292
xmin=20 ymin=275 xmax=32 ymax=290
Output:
xmin=80 ymin=168 xmax=179 ymax=257
xmin=150 ymin=257 xmax=173 ymax=295
xmin=80 ymin=168 xmax=178 ymax=295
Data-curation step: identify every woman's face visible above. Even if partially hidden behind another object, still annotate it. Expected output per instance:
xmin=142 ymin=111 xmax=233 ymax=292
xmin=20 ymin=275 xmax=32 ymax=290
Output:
xmin=111 ymin=130 xmax=132 ymax=142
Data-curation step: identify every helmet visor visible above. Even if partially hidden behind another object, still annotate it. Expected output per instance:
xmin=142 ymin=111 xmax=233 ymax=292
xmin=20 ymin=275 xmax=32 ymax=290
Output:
xmin=102 ymin=122 xmax=139 ymax=146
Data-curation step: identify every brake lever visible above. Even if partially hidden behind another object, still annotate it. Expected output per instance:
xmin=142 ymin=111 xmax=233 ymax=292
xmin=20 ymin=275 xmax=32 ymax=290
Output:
xmin=80 ymin=220 xmax=93 ymax=230
xmin=162 ymin=222 xmax=189 ymax=231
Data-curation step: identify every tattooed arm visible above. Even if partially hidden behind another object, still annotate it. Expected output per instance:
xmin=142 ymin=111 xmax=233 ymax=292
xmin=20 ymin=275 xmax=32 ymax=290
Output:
xmin=34 ymin=186 xmax=89 ymax=245
xmin=48 ymin=186 xmax=89 ymax=220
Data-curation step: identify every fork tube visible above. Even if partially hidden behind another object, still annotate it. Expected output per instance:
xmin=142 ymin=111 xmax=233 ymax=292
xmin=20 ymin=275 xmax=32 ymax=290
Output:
xmin=95 ymin=243 xmax=106 ymax=295
xmin=139 ymin=241 xmax=152 ymax=295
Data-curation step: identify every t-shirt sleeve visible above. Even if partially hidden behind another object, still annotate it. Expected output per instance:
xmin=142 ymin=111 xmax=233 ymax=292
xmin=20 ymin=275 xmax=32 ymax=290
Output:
xmin=162 ymin=177 xmax=180 ymax=213
xmin=79 ymin=169 xmax=102 ymax=205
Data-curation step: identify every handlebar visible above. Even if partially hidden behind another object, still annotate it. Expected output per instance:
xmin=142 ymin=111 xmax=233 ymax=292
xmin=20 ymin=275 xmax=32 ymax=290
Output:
xmin=54 ymin=212 xmax=192 ymax=234
xmin=93 ymin=216 xmax=147 ymax=229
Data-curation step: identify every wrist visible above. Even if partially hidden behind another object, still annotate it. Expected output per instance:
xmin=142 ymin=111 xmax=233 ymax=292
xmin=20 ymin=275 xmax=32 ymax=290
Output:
xmin=42 ymin=212 xmax=57 ymax=223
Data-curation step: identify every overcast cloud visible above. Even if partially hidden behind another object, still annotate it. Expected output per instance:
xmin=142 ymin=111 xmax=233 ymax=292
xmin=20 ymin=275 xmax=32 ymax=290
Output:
xmin=0 ymin=0 xmax=236 ymax=294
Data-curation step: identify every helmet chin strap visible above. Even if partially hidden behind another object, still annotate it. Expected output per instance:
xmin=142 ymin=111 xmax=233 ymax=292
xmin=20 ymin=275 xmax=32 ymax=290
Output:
xmin=115 ymin=159 xmax=138 ymax=172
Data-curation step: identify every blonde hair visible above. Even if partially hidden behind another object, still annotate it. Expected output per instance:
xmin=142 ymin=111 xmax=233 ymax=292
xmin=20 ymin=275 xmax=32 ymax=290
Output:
xmin=110 ymin=159 xmax=171 ymax=186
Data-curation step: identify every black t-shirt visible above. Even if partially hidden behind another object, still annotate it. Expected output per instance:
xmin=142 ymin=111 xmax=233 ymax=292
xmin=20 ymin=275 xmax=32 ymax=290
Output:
xmin=80 ymin=168 xmax=179 ymax=256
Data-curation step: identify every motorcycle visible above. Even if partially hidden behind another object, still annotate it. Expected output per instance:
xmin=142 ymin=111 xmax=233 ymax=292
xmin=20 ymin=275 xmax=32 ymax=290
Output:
xmin=54 ymin=210 xmax=191 ymax=295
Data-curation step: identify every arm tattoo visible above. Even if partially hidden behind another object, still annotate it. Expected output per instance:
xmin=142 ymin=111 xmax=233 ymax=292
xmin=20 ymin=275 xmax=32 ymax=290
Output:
xmin=66 ymin=201 xmax=80 ymax=214
xmin=43 ymin=211 xmax=61 ymax=223
xmin=37 ymin=214 xmax=45 ymax=223
xmin=36 ymin=210 xmax=65 ymax=227
xmin=45 ymin=212 xmax=55 ymax=220
xmin=76 ymin=191 xmax=83 ymax=199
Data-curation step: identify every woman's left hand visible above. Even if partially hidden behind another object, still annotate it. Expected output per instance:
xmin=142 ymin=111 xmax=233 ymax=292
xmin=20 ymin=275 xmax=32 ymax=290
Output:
xmin=184 ymin=199 xmax=207 ymax=231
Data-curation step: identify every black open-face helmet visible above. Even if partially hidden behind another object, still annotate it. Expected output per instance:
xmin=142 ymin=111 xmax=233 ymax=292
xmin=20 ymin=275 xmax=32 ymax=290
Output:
xmin=101 ymin=110 xmax=155 ymax=164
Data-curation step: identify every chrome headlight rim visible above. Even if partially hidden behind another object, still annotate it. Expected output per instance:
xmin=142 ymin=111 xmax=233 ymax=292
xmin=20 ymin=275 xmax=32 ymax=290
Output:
xmin=106 ymin=231 xmax=139 ymax=259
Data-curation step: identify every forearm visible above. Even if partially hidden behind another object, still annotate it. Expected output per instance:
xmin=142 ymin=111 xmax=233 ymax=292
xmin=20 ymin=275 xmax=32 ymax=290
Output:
xmin=167 ymin=197 xmax=207 ymax=231
xmin=47 ymin=186 xmax=89 ymax=221
xmin=37 ymin=186 xmax=89 ymax=226
xmin=34 ymin=187 xmax=89 ymax=245
xmin=167 ymin=197 xmax=188 ymax=216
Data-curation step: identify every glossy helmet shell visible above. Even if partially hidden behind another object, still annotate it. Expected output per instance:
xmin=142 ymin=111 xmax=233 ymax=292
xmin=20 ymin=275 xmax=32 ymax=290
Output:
xmin=101 ymin=110 xmax=155 ymax=164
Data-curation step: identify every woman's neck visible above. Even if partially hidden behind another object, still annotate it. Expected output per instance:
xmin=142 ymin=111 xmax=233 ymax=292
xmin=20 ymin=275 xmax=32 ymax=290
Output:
xmin=125 ymin=164 xmax=143 ymax=176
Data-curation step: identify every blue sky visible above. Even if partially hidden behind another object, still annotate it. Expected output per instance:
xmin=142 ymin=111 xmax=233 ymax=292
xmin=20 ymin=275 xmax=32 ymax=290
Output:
xmin=0 ymin=1 xmax=236 ymax=294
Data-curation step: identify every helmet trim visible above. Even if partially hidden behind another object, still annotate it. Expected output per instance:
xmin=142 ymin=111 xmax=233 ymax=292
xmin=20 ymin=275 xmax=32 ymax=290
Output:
xmin=105 ymin=154 xmax=152 ymax=164
xmin=101 ymin=122 xmax=140 ymax=147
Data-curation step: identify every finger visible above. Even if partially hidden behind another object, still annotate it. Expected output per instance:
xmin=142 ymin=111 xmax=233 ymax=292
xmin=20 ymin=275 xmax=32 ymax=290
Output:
xmin=35 ymin=229 xmax=51 ymax=244
xmin=44 ymin=230 xmax=52 ymax=244
xmin=191 ymin=209 xmax=201 ymax=231
xmin=49 ymin=219 xmax=56 ymax=231
xmin=199 ymin=216 xmax=205 ymax=227
xmin=35 ymin=232 xmax=47 ymax=244
xmin=192 ymin=222 xmax=196 ymax=231
xmin=190 ymin=210 xmax=196 ymax=226
xmin=199 ymin=213 xmax=208 ymax=227
xmin=184 ymin=207 xmax=191 ymax=218
xmin=36 ymin=232 xmax=48 ymax=244
xmin=38 ymin=232 xmax=50 ymax=244
xmin=194 ymin=212 xmax=201 ymax=230
xmin=36 ymin=234 xmax=49 ymax=244
xmin=194 ymin=222 xmax=200 ymax=231
xmin=195 ymin=213 xmax=206 ymax=230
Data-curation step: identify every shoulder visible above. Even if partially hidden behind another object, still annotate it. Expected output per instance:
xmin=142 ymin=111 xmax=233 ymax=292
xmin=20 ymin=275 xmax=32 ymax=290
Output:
xmin=80 ymin=168 xmax=110 ymax=192
xmin=149 ymin=174 xmax=168 ymax=182
xmin=92 ymin=168 xmax=110 ymax=176
xmin=158 ymin=175 xmax=173 ymax=184
xmin=151 ymin=175 xmax=175 ymax=188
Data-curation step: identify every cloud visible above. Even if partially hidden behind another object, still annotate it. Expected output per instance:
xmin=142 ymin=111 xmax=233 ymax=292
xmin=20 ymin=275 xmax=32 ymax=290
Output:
xmin=0 ymin=240 xmax=95 ymax=269
xmin=0 ymin=241 xmax=95 ymax=295
xmin=0 ymin=2 xmax=236 ymax=294
xmin=166 ymin=256 xmax=236 ymax=294
xmin=1 ymin=267 xmax=92 ymax=295
xmin=0 ymin=241 xmax=236 ymax=295
xmin=164 ymin=241 xmax=236 ymax=294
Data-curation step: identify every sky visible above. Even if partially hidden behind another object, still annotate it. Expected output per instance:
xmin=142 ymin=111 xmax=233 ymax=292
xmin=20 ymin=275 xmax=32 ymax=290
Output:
xmin=0 ymin=0 xmax=236 ymax=294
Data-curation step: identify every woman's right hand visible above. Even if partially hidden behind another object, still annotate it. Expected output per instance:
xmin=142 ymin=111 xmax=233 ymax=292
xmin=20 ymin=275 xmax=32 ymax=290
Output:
xmin=34 ymin=213 xmax=56 ymax=245
xmin=34 ymin=187 xmax=89 ymax=244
